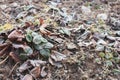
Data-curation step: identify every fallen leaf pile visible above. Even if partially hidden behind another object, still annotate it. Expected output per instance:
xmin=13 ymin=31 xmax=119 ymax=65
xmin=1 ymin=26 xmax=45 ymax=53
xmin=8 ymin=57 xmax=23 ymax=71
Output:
xmin=0 ymin=0 xmax=120 ymax=80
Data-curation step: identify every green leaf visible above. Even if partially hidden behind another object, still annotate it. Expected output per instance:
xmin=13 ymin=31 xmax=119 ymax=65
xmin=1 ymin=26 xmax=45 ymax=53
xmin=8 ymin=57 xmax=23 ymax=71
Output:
xmin=105 ymin=60 xmax=113 ymax=67
xmin=59 ymin=28 xmax=71 ymax=36
xmin=44 ymin=42 xmax=54 ymax=49
xmin=99 ymin=52 xmax=105 ymax=58
xmin=33 ymin=19 xmax=40 ymax=25
xmin=105 ymin=53 xmax=113 ymax=59
xmin=34 ymin=44 xmax=43 ymax=50
xmin=31 ymin=32 xmax=39 ymax=37
xmin=40 ymin=37 xmax=48 ymax=43
xmin=26 ymin=34 xmax=33 ymax=42
xmin=33 ymin=35 xmax=42 ymax=44
xmin=24 ymin=46 xmax=33 ymax=54
xmin=40 ymin=49 xmax=50 ymax=57
xmin=114 ymin=57 xmax=120 ymax=63
xmin=19 ymin=53 xmax=28 ymax=60
xmin=112 ymin=69 xmax=120 ymax=74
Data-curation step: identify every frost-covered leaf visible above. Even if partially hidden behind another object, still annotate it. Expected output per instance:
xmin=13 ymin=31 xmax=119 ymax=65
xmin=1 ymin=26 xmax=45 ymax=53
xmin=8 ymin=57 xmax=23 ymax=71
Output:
xmin=105 ymin=53 xmax=113 ymax=59
xmin=59 ymin=28 xmax=71 ymax=36
xmin=44 ymin=42 xmax=54 ymax=49
xmin=41 ymin=66 xmax=47 ymax=77
xmin=51 ymin=51 xmax=66 ymax=61
xmin=95 ymin=45 xmax=105 ymax=51
xmin=97 ymin=39 xmax=106 ymax=45
xmin=66 ymin=42 xmax=77 ymax=50
xmin=18 ymin=61 xmax=32 ymax=72
xmin=105 ymin=60 xmax=113 ymax=67
xmin=24 ymin=46 xmax=33 ymax=54
xmin=40 ymin=49 xmax=51 ymax=57
xmin=33 ymin=35 xmax=42 ymax=44
xmin=39 ymin=37 xmax=48 ymax=43
xmin=112 ymin=69 xmax=120 ymax=74
xmin=16 ymin=11 xmax=27 ymax=19
xmin=34 ymin=44 xmax=43 ymax=50
xmin=24 ymin=5 xmax=35 ymax=11
xmin=31 ymin=32 xmax=39 ymax=37
xmin=22 ymin=74 xmax=33 ymax=80
xmin=29 ymin=60 xmax=46 ymax=66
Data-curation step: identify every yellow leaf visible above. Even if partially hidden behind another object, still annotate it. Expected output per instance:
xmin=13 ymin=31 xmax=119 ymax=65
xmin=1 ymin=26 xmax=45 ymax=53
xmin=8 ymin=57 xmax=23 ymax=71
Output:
xmin=0 ymin=23 xmax=13 ymax=32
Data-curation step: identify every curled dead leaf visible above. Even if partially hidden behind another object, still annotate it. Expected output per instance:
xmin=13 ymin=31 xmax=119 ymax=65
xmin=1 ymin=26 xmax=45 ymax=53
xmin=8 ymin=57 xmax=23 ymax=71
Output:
xmin=51 ymin=51 xmax=66 ymax=61
xmin=0 ymin=43 xmax=11 ymax=48
xmin=30 ymin=66 xmax=41 ymax=78
xmin=29 ymin=60 xmax=46 ymax=67
xmin=22 ymin=74 xmax=33 ymax=80
xmin=8 ymin=30 xmax=24 ymax=41
xmin=18 ymin=61 xmax=32 ymax=72
xmin=40 ymin=24 xmax=51 ymax=35
xmin=9 ymin=52 xmax=21 ymax=62
xmin=41 ymin=66 xmax=47 ymax=77
xmin=39 ymin=18 xmax=44 ymax=25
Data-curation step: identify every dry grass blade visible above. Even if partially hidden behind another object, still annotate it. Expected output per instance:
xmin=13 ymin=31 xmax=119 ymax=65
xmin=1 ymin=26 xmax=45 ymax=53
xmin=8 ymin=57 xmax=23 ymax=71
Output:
xmin=0 ymin=56 xmax=9 ymax=65
xmin=8 ymin=62 xmax=19 ymax=77
xmin=0 ymin=46 xmax=9 ymax=56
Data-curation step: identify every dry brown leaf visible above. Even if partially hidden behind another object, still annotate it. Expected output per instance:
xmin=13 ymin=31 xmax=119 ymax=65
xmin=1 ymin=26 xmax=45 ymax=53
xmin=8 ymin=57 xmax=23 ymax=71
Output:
xmin=9 ymin=52 xmax=21 ymax=62
xmin=0 ymin=43 xmax=10 ymax=48
xmin=18 ymin=61 xmax=32 ymax=72
xmin=40 ymin=24 xmax=52 ymax=35
xmin=30 ymin=66 xmax=41 ymax=78
xmin=19 ymin=60 xmax=46 ymax=72
xmin=8 ymin=30 xmax=24 ymax=41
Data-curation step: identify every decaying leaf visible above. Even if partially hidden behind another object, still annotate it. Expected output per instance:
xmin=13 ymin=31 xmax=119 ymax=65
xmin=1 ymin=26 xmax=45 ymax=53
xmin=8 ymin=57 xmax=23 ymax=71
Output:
xmin=8 ymin=30 xmax=24 ymax=41
xmin=51 ymin=51 xmax=66 ymax=61
xmin=30 ymin=66 xmax=41 ymax=78
xmin=40 ymin=24 xmax=51 ymax=35
xmin=66 ymin=42 xmax=77 ymax=50
xmin=18 ymin=61 xmax=32 ymax=72
xmin=9 ymin=52 xmax=21 ymax=62
xmin=49 ymin=58 xmax=63 ymax=68
xmin=0 ymin=46 xmax=9 ymax=56
xmin=29 ymin=60 xmax=46 ymax=67
xmin=95 ymin=45 xmax=105 ymax=51
xmin=59 ymin=27 xmax=71 ymax=36
xmin=22 ymin=74 xmax=33 ymax=80
xmin=18 ymin=60 xmax=46 ymax=72
xmin=0 ymin=23 xmax=13 ymax=33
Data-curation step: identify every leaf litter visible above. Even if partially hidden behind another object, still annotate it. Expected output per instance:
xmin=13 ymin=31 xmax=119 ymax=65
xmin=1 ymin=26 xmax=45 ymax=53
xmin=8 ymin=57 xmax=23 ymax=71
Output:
xmin=0 ymin=0 xmax=120 ymax=80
